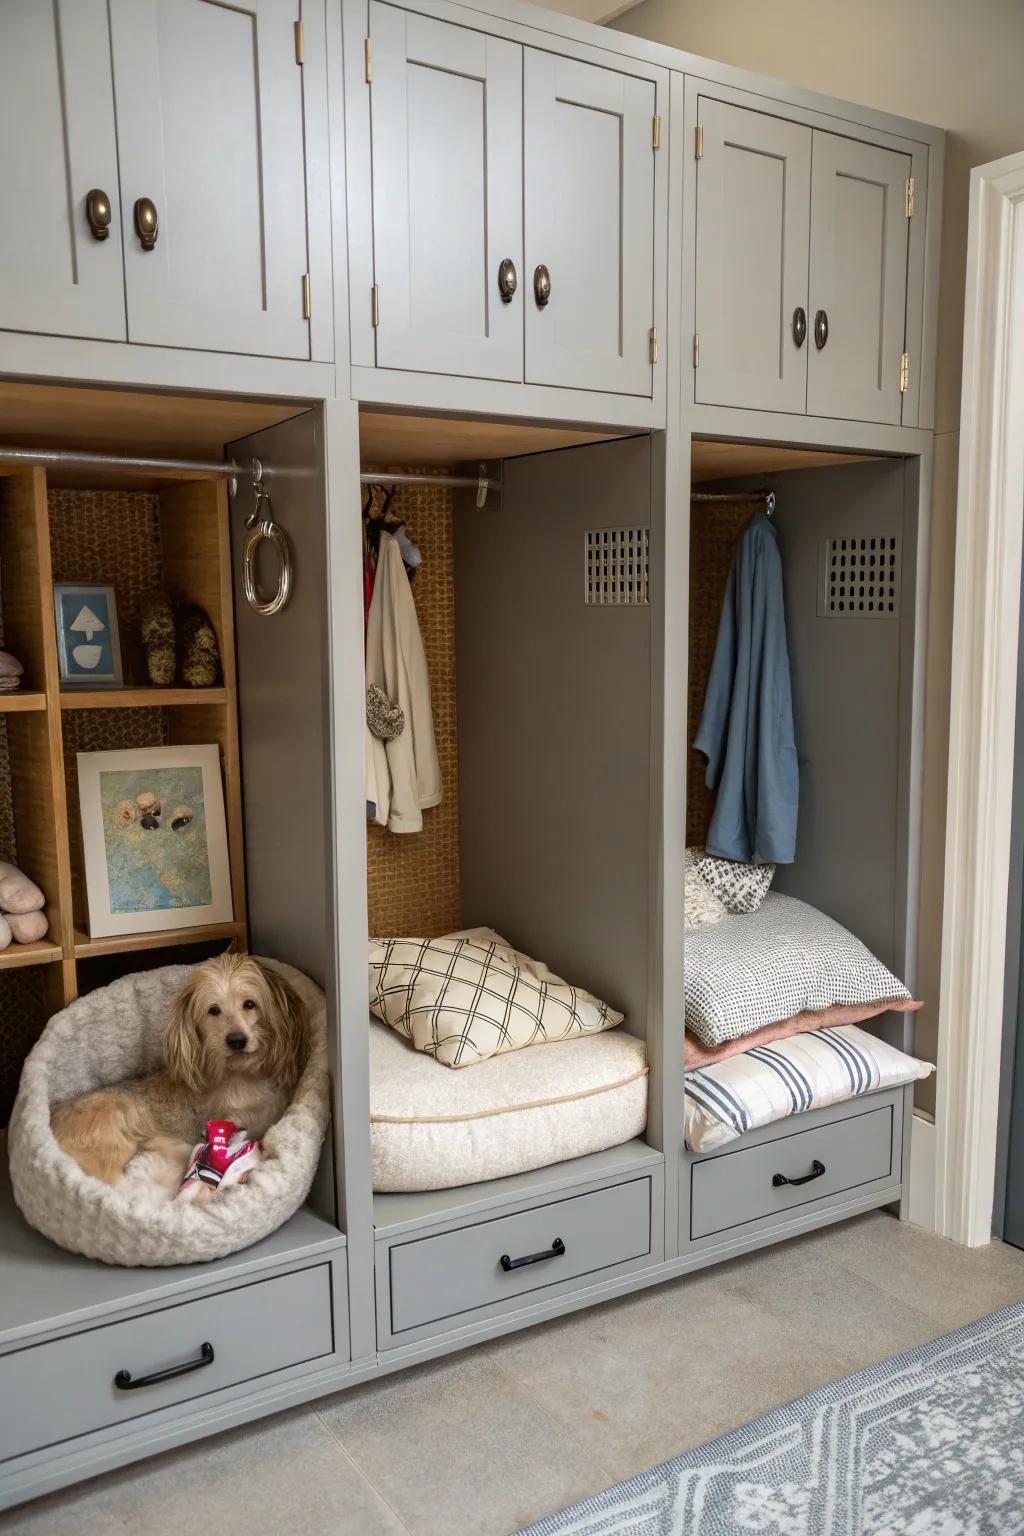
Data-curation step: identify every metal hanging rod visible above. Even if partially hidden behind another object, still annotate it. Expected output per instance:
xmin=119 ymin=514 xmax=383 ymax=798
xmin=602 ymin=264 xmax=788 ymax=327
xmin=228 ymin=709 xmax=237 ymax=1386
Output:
xmin=360 ymin=466 xmax=500 ymax=507
xmin=0 ymin=446 xmax=242 ymax=477
xmin=691 ymin=487 xmax=776 ymax=515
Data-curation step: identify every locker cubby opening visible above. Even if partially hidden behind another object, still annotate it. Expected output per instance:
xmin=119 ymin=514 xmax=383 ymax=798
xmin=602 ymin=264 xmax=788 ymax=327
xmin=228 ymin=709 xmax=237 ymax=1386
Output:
xmin=361 ymin=412 xmax=660 ymax=1228
xmin=687 ymin=439 xmax=920 ymax=1056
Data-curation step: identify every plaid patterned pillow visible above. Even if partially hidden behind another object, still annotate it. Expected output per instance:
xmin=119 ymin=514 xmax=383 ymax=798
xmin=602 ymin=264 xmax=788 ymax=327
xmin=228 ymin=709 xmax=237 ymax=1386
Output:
xmin=369 ymin=929 xmax=624 ymax=1068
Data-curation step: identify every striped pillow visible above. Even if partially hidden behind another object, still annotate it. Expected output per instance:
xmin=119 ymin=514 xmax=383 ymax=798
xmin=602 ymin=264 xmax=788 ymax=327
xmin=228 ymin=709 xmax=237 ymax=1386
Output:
xmin=684 ymin=1024 xmax=933 ymax=1153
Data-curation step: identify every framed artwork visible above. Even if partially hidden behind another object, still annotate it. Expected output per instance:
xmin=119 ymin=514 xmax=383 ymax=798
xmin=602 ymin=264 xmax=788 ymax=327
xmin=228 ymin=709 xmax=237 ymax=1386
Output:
xmin=54 ymin=582 xmax=123 ymax=688
xmin=77 ymin=745 xmax=233 ymax=937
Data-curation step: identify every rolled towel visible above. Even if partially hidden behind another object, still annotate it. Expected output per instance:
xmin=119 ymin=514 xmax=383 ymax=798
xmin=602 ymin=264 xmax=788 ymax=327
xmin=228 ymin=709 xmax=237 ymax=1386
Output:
xmin=7 ymin=911 xmax=48 ymax=944
xmin=0 ymin=860 xmax=45 ymax=914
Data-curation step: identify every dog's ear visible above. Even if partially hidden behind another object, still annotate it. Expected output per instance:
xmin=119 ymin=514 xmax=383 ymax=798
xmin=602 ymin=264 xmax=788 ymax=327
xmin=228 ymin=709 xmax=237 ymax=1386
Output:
xmin=257 ymin=965 xmax=308 ymax=1089
xmin=164 ymin=974 xmax=206 ymax=1096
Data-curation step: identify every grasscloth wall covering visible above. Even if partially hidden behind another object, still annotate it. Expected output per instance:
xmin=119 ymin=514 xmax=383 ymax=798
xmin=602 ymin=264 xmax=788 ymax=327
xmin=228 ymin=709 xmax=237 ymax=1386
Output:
xmin=366 ymin=471 xmax=461 ymax=938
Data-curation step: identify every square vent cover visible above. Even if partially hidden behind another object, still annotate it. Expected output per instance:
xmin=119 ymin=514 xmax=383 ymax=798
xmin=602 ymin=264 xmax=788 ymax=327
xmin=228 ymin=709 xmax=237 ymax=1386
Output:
xmin=818 ymin=533 xmax=901 ymax=618
xmin=585 ymin=527 xmax=649 ymax=607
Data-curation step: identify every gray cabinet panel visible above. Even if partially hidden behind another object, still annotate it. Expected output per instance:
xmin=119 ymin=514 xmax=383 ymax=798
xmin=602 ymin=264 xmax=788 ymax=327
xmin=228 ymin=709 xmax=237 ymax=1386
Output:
xmin=0 ymin=1264 xmax=332 ymax=1463
xmin=690 ymin=1102 xmax=894 ymax=1240
xmin=524 ymin=52 xmax=655 ymax=396
xmin=369 ymin=3 xmax=523 ymax=381
xmin=387 ymin=1177 xmax=651 ymax=1336
xmin=695 ymin=99 xmax=810 ymax=414
xmin=0 ymin=0 xmax=124 ymax=341
xmin=109 ymin=0 xmax=311 ymax=358
xmin=807 ymin=133 xmax=911 ymax=424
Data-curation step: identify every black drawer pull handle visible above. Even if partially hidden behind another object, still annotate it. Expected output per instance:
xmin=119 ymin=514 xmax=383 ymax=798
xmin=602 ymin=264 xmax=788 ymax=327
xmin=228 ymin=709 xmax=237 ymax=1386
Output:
xmin=772 ymin=1159 xmax=826 ymax=1188
xmin=114 ymin=1341 xmax=215 ymax=1391
xmin=500 ymin=1237 xmax=565 ymax=1272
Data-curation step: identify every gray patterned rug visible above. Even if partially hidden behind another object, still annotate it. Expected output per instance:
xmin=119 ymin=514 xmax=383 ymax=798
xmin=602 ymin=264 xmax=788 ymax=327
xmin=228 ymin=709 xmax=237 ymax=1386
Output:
xmin=516 ymin=1301 xmax=1024 ymax=1535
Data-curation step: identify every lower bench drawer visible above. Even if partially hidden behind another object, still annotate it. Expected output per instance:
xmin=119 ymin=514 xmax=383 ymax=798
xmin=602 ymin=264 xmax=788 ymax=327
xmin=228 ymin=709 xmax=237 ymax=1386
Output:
xmin=690 ymin=1102 xmax=895 ymax=1240
xmin=388 ymin=1176 xmax=652 ymax=1336
xmin=0 ymin=1264 xmax=333 ymax=1463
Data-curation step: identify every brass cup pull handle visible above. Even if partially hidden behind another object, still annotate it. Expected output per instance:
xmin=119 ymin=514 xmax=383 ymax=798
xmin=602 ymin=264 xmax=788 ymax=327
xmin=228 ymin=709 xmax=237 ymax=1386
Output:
xmin=792 ymin=306 xmax=807 ymax=348
xmin=85 ymin=188 xmax=112 ymax=241
xmin=814 ymin=308 xmax=829 ymax=350
xmin=533 ymin=263 xmax=551 ymax=308
xmin=133 ymin=196 xmax=159 ymax=251
xmin=497 ymin=258 xmax=518 ymax=304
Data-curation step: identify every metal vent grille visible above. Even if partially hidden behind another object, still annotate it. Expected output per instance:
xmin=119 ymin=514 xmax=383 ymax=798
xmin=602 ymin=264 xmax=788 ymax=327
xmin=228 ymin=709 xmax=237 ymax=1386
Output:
xmin=585 ymin=527 xmax=649 ymax=606
xmin=818 ymin=533 xmax=901 ymax=618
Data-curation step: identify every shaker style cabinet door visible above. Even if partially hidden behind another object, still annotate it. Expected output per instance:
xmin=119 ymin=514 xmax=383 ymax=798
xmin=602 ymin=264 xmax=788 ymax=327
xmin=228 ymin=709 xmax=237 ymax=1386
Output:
xmin=108 ymin=0 xmax=311 ymax=358
xmin=0 ymin=0 xmax=125 ymax=341
xmin=806 ymin=133 xmax=912 ymax=425
xmin=368 ymin=3 xmax=523 ymax=381
xmin=524 ymin=52 xmax=656 ymax=396
xmin=694 ymin=99 xmax=811 ymax=414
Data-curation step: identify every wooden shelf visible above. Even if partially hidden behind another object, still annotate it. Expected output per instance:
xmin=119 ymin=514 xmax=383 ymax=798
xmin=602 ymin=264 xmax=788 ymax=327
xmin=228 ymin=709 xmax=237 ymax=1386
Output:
xmin=60 ymin=687 xmax=229 ymax=711
xmin=0 ymin=939 xmax=63 ymax=970
xmin=74 ymin=922 xmax=246 ymax=959
xmin=0 ymin=692 xmax=47 ymax=713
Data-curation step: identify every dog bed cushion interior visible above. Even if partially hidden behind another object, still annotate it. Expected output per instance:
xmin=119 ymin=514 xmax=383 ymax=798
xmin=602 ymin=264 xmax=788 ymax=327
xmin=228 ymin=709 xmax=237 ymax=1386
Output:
xmin=370 ymin=1016 xmax=648 ymax=1191
xmin=8 ymin=959 xmax=329 ymax=1267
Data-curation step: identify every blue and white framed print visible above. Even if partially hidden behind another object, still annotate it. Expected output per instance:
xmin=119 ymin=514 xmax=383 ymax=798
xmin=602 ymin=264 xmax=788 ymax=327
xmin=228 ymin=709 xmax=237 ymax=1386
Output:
xmin=53 ymin=583 xmax=123 ymax=688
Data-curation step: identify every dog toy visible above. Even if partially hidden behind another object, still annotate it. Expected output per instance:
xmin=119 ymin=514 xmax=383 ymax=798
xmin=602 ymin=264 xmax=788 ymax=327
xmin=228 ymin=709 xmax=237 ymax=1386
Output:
xmin=175 ymin=1121 xmax=262 ymax=1201
xmin=139 ymin=591 xmax=177 ymax=685
xmin=179 ymin=604 xmax=222 ymax=687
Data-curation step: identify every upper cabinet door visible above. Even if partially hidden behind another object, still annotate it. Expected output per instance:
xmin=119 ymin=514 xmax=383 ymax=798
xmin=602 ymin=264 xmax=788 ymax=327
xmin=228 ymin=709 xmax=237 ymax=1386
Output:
xmin=807 ymin=133 xmax=912 ymax=425
xmin=694 ymin=100 xmax=811 ymax=414
xmin=524 ymin=52 xmax=656 ymax=397
xmin=109 ymin=0 xmax=311 ymax=359
xmin=0 ymin=0 xmax=124 ymax=341
xmin=368 ymin=4 xmax=523 ymax=381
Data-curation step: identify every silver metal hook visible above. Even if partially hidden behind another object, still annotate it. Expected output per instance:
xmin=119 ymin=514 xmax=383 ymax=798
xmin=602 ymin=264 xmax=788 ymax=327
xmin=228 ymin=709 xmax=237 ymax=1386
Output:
xmin=242 ymin=456 xmax=293 ymax=616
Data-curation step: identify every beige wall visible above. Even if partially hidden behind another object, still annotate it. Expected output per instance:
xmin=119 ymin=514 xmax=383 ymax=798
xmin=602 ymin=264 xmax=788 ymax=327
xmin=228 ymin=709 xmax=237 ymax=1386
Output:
xmin=611 ymin=0 xmax=1024 ymax=1109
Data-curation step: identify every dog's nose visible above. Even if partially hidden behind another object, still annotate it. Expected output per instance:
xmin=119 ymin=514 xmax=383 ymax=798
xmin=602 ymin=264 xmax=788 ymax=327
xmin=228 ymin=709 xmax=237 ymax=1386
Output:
xmin=226 ymin=1032 xmax=247 ymax=1052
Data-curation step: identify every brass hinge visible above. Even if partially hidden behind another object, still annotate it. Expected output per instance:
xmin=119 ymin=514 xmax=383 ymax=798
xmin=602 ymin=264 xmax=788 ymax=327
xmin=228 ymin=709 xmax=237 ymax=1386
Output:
xmin=652 ymin=114 xmax=661 ymax=150
xmin=364 ymin=37 xmax=373 ymax=82
xmin=371 ymin=283 xmax=380 ymax=328
xmin=905 ymin=176 xmax=915 ymax=217
xmin=294 ymin=19 xmax=304 ymax=63
xmin=649 ymin=326 xmax=659 ymax=364
xmin=695 ymin=123 xmax=704 ymax=159
xmin=302 ymin=272 xmax=311 ymax=321
xmin=899 ymin=352 xmax=910 ymax=393
xmin=693 ymin=333 xmax=700 ymax=369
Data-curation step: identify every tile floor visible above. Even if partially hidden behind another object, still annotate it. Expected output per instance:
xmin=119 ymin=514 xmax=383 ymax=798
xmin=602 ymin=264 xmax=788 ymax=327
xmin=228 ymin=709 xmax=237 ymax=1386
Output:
xmin=5 ymin=1210 xmax=1024 ymax=1536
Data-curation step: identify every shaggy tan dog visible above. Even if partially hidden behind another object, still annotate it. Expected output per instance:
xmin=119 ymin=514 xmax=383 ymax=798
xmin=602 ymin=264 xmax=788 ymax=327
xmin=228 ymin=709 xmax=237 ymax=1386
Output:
xmin=51 ymin=954 xmax=308 ymax=1189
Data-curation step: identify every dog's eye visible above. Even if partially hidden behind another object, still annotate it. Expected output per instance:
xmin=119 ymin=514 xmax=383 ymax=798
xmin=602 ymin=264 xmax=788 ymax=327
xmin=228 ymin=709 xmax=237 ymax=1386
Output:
xmin=208 ymin=1005 xmax=221 ymax=1017
xmin=242 ymin=999 xmax=257 ymax=1011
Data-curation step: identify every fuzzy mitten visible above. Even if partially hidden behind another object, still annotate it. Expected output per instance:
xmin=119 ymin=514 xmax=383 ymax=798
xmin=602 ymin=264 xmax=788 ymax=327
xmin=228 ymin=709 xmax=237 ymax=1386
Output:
xmin=366 ymin=684 xmax=405 ymax=741
xmin=139 ymin=591 xmax=177 ymax=686
xmin=179 ymin=604 xmax=222 ymax=687
xmin=0 ymin=860 xmax=44 ymax=914
xmin=7 ymin=911 xmax=47 ymax=944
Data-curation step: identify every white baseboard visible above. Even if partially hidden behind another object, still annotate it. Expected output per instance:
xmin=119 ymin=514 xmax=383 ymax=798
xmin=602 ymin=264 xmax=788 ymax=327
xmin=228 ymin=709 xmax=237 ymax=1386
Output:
xmin=908 ymin=1111 xmax=937 ymax=1230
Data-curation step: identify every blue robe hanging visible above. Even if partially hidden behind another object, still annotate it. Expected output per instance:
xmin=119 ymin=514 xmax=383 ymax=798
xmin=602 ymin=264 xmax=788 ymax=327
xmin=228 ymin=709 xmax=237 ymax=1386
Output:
xmin=694 ymin=511 xmax=798 ymax=864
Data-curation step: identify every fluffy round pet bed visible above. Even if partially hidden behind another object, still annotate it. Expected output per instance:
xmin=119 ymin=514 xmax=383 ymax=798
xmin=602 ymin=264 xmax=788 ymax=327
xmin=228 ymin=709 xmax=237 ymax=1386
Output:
xmin=7 ymin=958 xmax=329 ymax=1267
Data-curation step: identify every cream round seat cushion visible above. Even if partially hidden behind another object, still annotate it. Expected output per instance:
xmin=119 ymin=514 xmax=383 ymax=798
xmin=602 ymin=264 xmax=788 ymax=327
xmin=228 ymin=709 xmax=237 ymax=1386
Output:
xmin=8 ymin=959 xmax=330 ymax=1267
xmin=370 ymin=1018 xmax=648 ymax=1192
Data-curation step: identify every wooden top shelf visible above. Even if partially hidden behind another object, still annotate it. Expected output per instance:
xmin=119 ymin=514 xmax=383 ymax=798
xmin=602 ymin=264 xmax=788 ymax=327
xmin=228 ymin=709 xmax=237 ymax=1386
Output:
xmin=0 ymin=938 xmax=63 ymax=970
xmin=0 ymin=692 xmax=47 ymax=713
xmin=74 ymin=921 xmax=246 ymax=959
xmin=60 ymin=687 xmax=228 ymax=711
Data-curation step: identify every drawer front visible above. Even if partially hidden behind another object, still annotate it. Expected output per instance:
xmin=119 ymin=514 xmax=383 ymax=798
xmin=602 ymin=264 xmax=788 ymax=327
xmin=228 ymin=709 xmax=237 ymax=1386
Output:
xmin=388 ymin=1177 xmax=652 ymax=1336
xmin=0 ymin=1264 xmax=333 ymax=1463
xmin=691 ymin=1103 xmax=894 ymax=1240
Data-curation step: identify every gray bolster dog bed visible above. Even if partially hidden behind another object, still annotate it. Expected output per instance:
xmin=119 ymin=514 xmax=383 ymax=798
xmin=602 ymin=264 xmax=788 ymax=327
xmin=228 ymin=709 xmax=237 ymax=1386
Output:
xmin=7 ymin=958 xmax=329 ymax=1267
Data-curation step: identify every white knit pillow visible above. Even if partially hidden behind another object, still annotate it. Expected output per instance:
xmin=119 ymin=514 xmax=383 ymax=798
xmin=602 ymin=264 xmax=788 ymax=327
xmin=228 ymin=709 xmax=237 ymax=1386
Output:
xmin=369 ymin=928 xmax=624 ymax=1068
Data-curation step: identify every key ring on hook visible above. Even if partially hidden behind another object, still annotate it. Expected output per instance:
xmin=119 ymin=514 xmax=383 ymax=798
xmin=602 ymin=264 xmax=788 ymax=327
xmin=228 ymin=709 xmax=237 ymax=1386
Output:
xmin=243 ymin=457 xmax=293 ymax=617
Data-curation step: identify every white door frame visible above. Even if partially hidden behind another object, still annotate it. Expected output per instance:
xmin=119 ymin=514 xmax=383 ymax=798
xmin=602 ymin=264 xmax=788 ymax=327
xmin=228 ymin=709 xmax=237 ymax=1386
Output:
xmin=935 ymin=150 xmax=1024 ymax=1246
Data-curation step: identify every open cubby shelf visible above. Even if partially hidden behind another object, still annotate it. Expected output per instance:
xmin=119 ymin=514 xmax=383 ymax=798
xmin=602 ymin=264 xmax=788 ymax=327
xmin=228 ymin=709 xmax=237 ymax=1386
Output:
xmin=0 ymin=466 xmax=249 ymax=1063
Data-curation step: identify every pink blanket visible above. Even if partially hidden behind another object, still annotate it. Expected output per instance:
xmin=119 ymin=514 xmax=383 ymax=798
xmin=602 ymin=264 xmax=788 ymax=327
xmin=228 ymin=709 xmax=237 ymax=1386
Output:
xmin=685 ymin=997 xmax=923 ymax=1070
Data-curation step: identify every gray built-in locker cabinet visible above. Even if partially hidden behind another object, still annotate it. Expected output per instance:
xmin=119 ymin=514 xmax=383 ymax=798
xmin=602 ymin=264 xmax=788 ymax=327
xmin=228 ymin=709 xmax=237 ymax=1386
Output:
xmin=695 ymin=98 xmax=912 ymax=424
xmin=0 ymin=0 xmax=315 ymax=359
xmin=367 ymin=1 xmax=659 ymax=396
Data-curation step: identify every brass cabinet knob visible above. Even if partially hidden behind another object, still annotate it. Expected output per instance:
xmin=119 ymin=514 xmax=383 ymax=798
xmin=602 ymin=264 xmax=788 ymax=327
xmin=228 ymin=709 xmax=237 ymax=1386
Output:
xmin=133 ymin=196 xmax=159 ymax=251
xmin=85 ymin=188 xmax=112 ymax=241
xmin=497 ymin=258 xmax=518 ymax=304
xmin=533 ymin=263 xmax=551 ymax=308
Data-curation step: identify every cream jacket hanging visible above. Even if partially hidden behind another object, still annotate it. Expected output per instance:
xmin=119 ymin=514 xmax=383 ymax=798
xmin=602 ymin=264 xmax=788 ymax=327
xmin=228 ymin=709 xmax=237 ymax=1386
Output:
xmin=366 ymin=531 xmax=442 ymax=833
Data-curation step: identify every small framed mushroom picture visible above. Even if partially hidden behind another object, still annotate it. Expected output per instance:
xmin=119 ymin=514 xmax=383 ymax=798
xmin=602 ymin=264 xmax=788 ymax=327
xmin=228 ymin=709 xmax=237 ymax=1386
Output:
xmin=77 ymin=745 xmax=232 ymax=937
